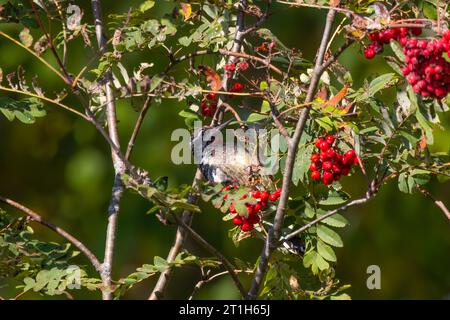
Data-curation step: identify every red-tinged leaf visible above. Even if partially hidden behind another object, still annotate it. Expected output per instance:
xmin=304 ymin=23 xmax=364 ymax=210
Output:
xmin=419 ymin=134 xmax=427 ymax=152
xmin=325 ymin=86 xmax=348 ymax=108
xmin=198 ymin=65 xmax=222 ymax=92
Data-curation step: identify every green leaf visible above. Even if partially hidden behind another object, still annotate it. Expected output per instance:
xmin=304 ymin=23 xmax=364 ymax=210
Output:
xmin=415 ymin=108 xmax=434 ymax=145
xmin=422 ymin=2 xmax=437 ymax=20
xmin=149 ymin=75 xmax=163 ymax=92
xmin=317 ymin=225 xmax=343 ymax=247
xmin=411 ymin=169 xmax=430 ymax=186
xmin=368 ymin=73 xmax=395 ymax=97
xmin=315 ymin=116 xmax=334 ymax=131
xmin=390 ymin=41 xmax=405 ymax=61
xmin=317 ymin=239 xmax=337 ymax=262
xmin=153 ymin=256 xmax=168 ymax=272
xmin=139 ymin=0 xmax=155 ymax=12
xmin=320 ymin=213 xmax=348 ymax=228
xmin=0 ymin=97 xmax=46 ymax=124
xmin=315 ymin=252 xmax=330 ymax=271
xmin=318 ymin=190 xmax=350 ymax=206
xmin=292 ymin=144 xmax=314 ymax=185
xmin=398 ymin=172 xmax=415 ymax=194
xmin=246 ymin=112 xmax=269 ymax=123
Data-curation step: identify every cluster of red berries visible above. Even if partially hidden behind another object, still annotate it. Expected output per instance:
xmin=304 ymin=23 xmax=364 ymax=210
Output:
xmin=309 ymin=135 xmax=357 ymax=185
xmin=224 ymin=61 xmax=250 ymax=74
xmin=401 ymin=31 xmax=450 ymax=99
xmin=222 ymin=185 xmax=281 ymax=232
xmin=364 ymin=26 xmax=422 ymax=60
xmin=201 ymin=92 xmax=217 ymax=117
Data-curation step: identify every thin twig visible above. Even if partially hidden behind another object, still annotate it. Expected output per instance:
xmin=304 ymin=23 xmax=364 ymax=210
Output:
xmin=417 ymin=186 xmax=450 ymax=221
xmin=149 ymin=0 xmax=251 ymax=300
xmin=0 ymin=31 xmax=66 ymax=82
xmin=248 ymin=8 xmax=337 ymax=300
xmin=283 ymin=195 xmax=372 ymax=241
xmin=0 ymin=196 xmax=102 ymax=273
xmin=0 ymin=86 xmax=89 ymax=120
xmin=125 ymin=95 xmax=153 ymax=160
xmin=171 ymin=213 xmax=247 ymax=299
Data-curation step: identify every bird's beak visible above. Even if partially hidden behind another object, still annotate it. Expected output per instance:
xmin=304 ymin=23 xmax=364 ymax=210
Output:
xmin=214 ymin=118 xmax=233 ymax=131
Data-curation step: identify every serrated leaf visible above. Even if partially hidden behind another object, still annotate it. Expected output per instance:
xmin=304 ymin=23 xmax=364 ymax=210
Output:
xmin=317 ymin=225 xmax=343 ymax=247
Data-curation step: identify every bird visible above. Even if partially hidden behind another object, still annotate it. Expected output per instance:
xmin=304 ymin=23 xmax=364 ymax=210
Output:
xmin=191 ymin=119 xmax=267 ymax=187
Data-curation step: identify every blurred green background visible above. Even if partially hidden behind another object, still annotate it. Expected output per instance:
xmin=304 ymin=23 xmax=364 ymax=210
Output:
xmin=0 ymin=1 xmax=449 ymax=300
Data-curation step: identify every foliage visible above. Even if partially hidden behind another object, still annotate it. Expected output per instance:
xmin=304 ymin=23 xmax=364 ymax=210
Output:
xmin=0 ymin=0 xmax=448 ymax=300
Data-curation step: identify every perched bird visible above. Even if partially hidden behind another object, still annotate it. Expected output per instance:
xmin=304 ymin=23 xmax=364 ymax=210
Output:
xmin=191 ymin=119 xmax=266 ymax=187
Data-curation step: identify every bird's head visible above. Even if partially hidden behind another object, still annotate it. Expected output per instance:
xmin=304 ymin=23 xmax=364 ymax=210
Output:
xmin=191 ymin=119 xmax=232 ymax=153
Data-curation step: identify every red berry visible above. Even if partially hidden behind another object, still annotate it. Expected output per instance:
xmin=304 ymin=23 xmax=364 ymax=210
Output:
xmin=322 ymin=171 xmax=334 ymax=185
xmin=223 ymin=194 xmax=229 ymax=200
xmin=247 ymin=214 xmax=260 ymax=224
xmin=315 ymin=139 xmax=324 ymax=149
xmin=310 ymin=153 xmax=320 ymax=163
xmin=251 ymin=191 xmax=261 ymax=199
xmin=411 ymin=27 xmax=422 ymax=36
xmin=207 ymin=92 xmax=217 ymax=100
xmin=230 ymin=82 xmax=243 ymax=92
xmin=345 ymin=149 xmax=356 ymax=159
xmin=260 ymin=191 xmax=269 ymax=201
xmin=364 ymin=47 xmax=376 ymax=59
xmin=275 ymin=188 xmax=282 ymax=196
xmin=233 ymin=216 xmax=243 ymax=225
xmin=247 ymin=205 xmax=254 ymax=215
xmin=224 ymin=63 xmax=236 ymax=72
xmin=310 ymin=163 xmax=319 ymax=172
xmin=322 ymin=161 xmax=332 ymax=171
xmin=342 ymin=155 xmax=354 ymax=166
xmin=319 ymin=141 xmax=330 ymax=151
xmin=341 ymin=166 xmax=351 ymax=176
xmin=399 ymin=37 xmax=408 ymax=46
xmin=325 ymin=135 xmax=335 ymax=144
xmin=332 ymin=164 xmax=341 ymax=174
xmin=311 ymin=170 xmax=321 ymax=181
xmin=237 ymin=61 xmax=249 ymax=71
xmin=269 ymin=193 xmax=278 ymax=201
xmin=368 ymin=32 xmax=380 ymax=42
xmin=241 ymin=223 xmax=254 ymax=232
xmin=326 ymin=148 xmax=336 ymax=159
xmin=229 ymin=204 xmax=237 ymax=213
xmin=254 ymin=203 xmax=262 ymax=212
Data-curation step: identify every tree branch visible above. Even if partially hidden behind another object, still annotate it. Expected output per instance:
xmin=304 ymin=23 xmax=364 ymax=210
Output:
xmin=91 ymin=0 xmax=126 ymax=300
xmin=149 ymin=0 xmax=250 ymax=299
xmin=248 ymin=8 xmax=337 ymax=300
xmin=283 ymin=195 xmax=372 ymax=241
xmin=417 ymin=186 xmax=450 ymax=221
xmin=0 ymin=196 xmax=102 ymax=274
xmin=171 ymin=213 xmax=247 ymax=299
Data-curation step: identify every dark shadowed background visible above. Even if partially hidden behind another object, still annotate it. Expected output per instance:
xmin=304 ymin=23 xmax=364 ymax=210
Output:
xmin=0 ymin=1 xmax=449 ymax=299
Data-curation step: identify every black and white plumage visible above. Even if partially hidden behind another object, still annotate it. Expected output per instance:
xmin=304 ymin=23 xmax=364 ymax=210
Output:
xmin=281 ymin=237 xmax=306 ymax=256
xmin=191 ymin=120 xmax=265 ymax=186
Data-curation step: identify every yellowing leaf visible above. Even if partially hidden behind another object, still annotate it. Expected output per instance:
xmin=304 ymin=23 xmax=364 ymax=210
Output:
xmin=180 ymin=3 xmax=192 ymax=21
